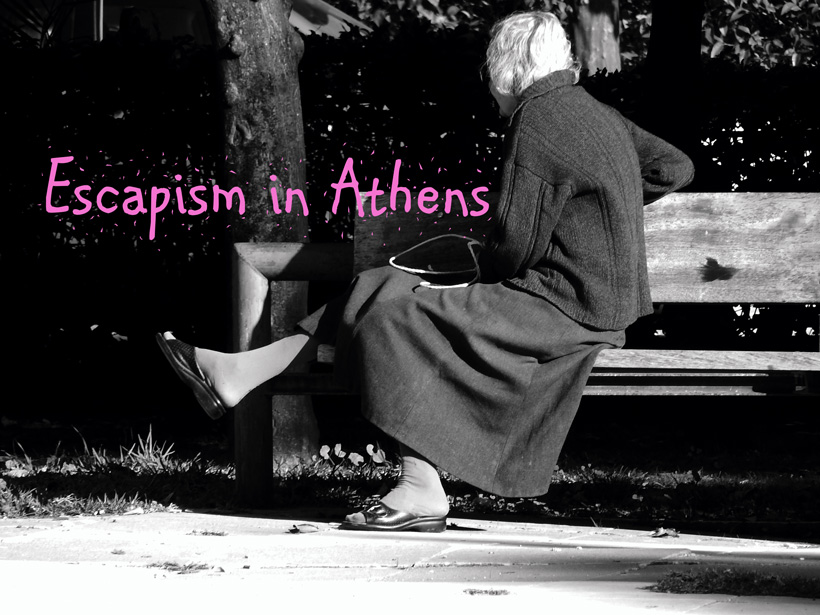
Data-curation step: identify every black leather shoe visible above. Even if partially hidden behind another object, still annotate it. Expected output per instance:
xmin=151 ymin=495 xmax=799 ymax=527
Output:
xmin=156 ymin=332 xmax=226 ymax=420
xmin=339 ymin=502 xmax=447 ymax=532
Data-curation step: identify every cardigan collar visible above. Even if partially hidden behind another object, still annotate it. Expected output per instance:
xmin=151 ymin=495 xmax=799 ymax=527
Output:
xmin=510 ymin=69 xmax=576 ymax=118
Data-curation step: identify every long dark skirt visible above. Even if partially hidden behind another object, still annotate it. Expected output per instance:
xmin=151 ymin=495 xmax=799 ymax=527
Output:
xmin=299 ymin=266 xmax=624 ymax=497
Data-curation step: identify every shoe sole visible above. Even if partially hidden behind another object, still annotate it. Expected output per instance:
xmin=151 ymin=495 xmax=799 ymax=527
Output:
xmin=155 ymin=333 xmax=226 ymax=420
xmin=339 ymin=517 xmax=447 ymax=533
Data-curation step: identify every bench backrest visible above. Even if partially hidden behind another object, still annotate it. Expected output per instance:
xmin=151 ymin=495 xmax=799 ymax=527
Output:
xmin=355 ymin=192 xmax=820 ymax=304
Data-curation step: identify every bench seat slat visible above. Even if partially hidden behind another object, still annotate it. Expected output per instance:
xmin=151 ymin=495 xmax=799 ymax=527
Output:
xmin=594 ymin=349 xmax=820 ymax=371
xmin=266 ymin=373 xmax=809 ymax=396
xmin=352 ymin=192 xmax=820 ymax=303
xmin=317 ymin=344 xmax=819 ymax=372
xmin=584 ymin=385 xmax=807 ymax=396
xmin=265 ymin=373 xmax=348 ymax=395
xmin=235 ymin=192 xmax=820 ymax=299
xmin=643 ymin=192 xmax=820 ymax=304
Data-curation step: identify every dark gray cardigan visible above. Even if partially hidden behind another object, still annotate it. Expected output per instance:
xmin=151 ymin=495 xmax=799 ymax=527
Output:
xmin=481 ymin=69 xmax=695 ymax=331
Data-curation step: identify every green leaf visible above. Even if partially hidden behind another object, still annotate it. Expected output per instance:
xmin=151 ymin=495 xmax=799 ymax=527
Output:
xmin=711 ymin=41 xmax=726 ymax=58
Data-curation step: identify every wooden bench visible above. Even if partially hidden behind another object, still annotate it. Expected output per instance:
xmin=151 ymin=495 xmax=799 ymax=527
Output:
xmin=230 ymin=192 xmax=820 ymax=502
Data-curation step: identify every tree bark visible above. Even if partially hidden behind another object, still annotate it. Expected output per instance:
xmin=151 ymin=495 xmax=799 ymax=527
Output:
xmin=201 ymin=0 xmax=308 ymax=242
xmin=570 ymin=0 xmax=621 ymax=74
xmin=201 ymin=0 xmax=318 ymax=505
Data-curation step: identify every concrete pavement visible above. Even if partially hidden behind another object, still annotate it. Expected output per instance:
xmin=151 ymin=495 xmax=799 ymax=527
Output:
xmin=2 ymin=510 xmax=819 ymax=613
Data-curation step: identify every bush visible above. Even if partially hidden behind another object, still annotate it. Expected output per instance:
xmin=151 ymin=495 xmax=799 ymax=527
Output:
xmin=702 ymin=0 xmax=819 ymax=68
xmin=2 ymin=8 xmax=817 ymax=423
xmin=2 ymin=38 xmax=230 ymax=419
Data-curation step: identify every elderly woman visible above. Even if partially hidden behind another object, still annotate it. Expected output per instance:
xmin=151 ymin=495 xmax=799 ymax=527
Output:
xmin=158 ymin=11 xmax=694 ymax=532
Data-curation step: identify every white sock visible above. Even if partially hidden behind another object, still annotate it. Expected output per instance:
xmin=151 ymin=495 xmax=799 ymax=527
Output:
xmin=347 ymin=445 xmax=449 ymax=522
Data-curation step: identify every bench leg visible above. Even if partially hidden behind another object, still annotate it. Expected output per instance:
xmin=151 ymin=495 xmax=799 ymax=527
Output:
xmin=233 ymin=390 xmax=274 ymax=506
xmin=233 ymin=247 xmax=319 ymax=506
xmin=233 ymin=247 xmax=273 ymax=505
xmin=807 ymin=372 xmax=820 ymax=395
xmin=268 ymin=279 xmax=319 ymax=469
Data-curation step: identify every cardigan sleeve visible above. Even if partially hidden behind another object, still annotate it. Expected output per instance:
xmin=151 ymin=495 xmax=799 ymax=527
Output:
xmin=479 ymin=162 xmax=572 ymax=282
xmin=624 ymin=117 xmax=695 ymax=204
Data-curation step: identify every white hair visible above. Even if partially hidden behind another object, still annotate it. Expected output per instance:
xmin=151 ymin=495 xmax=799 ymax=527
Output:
xmin=486 ymin=11 xmax=579 ymax=98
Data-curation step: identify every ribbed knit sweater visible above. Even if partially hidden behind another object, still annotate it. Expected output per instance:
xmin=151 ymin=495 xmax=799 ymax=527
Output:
xmin=481 ymin=69 xmax=695 ymax=331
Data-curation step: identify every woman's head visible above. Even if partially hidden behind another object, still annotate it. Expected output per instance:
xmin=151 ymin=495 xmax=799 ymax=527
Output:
xmin=486 ymin=11 xmax=579 ymax=103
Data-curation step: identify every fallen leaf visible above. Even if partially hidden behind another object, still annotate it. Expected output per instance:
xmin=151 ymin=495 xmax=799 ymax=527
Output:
xmin=289 ymin=523 xmax=320 ymax=534
xmin=651 ymin=527 xmax=680 ymax=538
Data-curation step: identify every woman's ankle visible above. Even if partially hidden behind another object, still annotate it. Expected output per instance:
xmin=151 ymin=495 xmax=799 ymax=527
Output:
xmin=379 ymin=448 xmax=450 ymax=517
xmin=194 ymin=348 xmax=245 ymax=409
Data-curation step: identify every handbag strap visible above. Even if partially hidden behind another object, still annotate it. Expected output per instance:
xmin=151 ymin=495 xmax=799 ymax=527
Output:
xmin=388 ymin=234 xmax=482 ymax=288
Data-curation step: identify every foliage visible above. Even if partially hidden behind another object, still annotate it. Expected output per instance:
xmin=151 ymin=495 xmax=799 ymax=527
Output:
xmin=299 ymin=22 xmax=504 ymax=241
xmin=313 ymin=441 xmax=395 ymax=480
xmin=0 ymin=434 xmax=395 ymax=517
xmin=2 ymin=37 xmax=230 ymax=420
xmin=340 ymin=0 xmax=653 ymax=69
xmin=339 ymin=0 xmax=818 ymax=68
xmin=0 ymin=428 xmax=233 ymax=517
xmin=703 ymin=0 xmax=820 ymax=67
xmin=4 ymin=426 xmax=820 ymax=545
xmin=0 ymin=0 xmax=82 ymax=49
xmin=342 ymin=0 xmax=547 ymax=31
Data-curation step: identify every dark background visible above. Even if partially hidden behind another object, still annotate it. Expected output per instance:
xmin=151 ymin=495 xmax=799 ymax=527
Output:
xmin=1 ymin=3 xmax=818 ymax=471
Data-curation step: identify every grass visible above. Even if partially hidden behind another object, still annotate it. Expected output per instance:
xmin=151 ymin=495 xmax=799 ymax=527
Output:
xmin=1 ymin=426 xmax=235 ymax=517
xmin=2 ymin=426 xmax=819 ymax=545
xmin=649 ymin=568 xmax=820 ymax=600
xmin=446 ymin=466 xmax=820 ymax=544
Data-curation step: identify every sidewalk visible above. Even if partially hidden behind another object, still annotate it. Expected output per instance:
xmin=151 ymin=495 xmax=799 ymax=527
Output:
xmin=2 ymin=510 xmax=819 ymax=614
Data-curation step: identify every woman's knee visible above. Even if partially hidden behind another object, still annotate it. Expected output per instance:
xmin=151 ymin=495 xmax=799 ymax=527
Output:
xmin=356 ymin=265 xmax=409 ymax=287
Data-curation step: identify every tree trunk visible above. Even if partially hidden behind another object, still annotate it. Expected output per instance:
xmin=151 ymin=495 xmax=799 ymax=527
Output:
xmin=642 ymin=0 xmax=704 ymax=165
xmin=201 ymin=0 xmax=308 ymax=242
xmin=570 ymin=0 xmax=621 ymax=74
xmin=201 ymin=0 xmax=319 ymax=505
